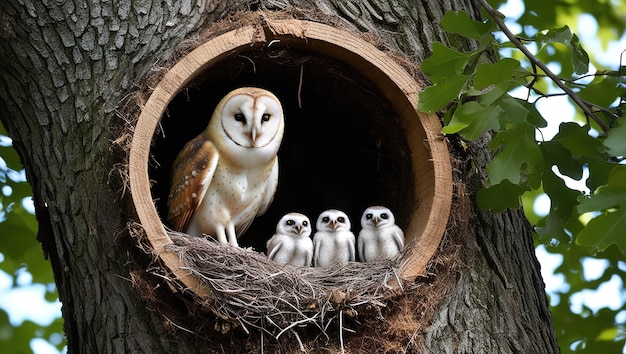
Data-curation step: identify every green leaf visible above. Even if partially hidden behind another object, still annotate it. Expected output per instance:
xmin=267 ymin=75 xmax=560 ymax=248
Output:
xmin=418 ymin=74 xmax=469 ymax=114
xmin=535 ymin=212 xmax=573 ymax=243
xmin=587 ymin=159 xmax=615 ymax=193
xmin=551 ymin=122 xmax=606 ymax=159
xmin=487 ymin=123 xmax=543 ymax=185
xmin=0 ymin=145 xmax=24 ymax=173
xmin=473 ymin=59 xmax=520 ymax=90
xmin=577 ymin=209 xmax=626 ymax=254
xmin=442 ymin=101 xmax=503 ymax=139
xmin=597 ymin=327 xmax=619 ymax=341
xmin=540 ymin=141 xmax=583 ymax=180
xmin=603 ymin=118 xmax=626 ymax=157
xmin=541 ymin=167 xmax=583 ymax=228
xmin=441 ymin=104 xmax=455 ymax=125
xmin=536 ymin=26 xmax=574 ymax=45
xmin=421 ymin=42 xmax=473 ymax=81
xmin=570 ymin=33 xmax=590 ymax=75
xmin=494 ymin=95 xmax=534 ymax=126
xmin=579 ymin=76 xmax=625 ymax=109
xmin=518 ymin=99 xmax=548 ymax=128
xmin=578 ymin=168 xmax=626 ymax=212
xmin=441 ymin=10 xmax=495 ymax=42
xmin=576 ymin=166 xmax=626 ymax=254
xmin=534 ymin=26 xmax=582 ymax=77
xmin=477 ymin=80 xmax=513 ymax=106
xmin=476 ymin=179 xmax=527 ymax=212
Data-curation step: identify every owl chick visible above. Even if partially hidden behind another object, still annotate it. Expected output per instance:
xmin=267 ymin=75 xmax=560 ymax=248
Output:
xmin=358 ymin=206 xmax=405 ymax=262
xmin=266 ymin=213 xmax=313 ymax=267
xmin=167 ymin=87 xmax=285 ymax=247
xmin=312 ymin=209 xmax=356 ymax=267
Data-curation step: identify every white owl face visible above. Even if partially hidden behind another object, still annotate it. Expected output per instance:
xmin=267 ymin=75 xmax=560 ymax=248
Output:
xmin=316 ymin=209 xmax=351 ymax=232
xmin=277 ymin=213 xmax=312 ymax=237
xmin=360 ymin=206 xmax=396 ymax=229
xmin=220 ymin=90 xmax=284 ymax=148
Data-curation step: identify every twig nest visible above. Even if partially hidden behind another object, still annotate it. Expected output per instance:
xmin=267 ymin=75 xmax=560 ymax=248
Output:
xmin=128 ymin=15 xmax=452 ymax=333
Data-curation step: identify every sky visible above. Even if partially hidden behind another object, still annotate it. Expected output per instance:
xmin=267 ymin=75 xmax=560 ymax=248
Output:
xmin=0 ymin=1 xmax=625 ymax=353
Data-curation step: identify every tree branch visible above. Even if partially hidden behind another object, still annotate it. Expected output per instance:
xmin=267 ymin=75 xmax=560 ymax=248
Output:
xmin=477 ymin=0 xmax=610 ymax=133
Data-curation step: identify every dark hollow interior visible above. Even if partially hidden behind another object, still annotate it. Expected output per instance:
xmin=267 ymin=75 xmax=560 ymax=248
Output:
xmin=150 ymin=44 xmax=415 ymax=251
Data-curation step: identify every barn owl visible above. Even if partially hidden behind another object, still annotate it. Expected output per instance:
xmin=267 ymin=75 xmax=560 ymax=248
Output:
xmin=167 ymin=87 xmax=285 ymax=247
xmin=266 ymin=213 xmax=313 ymax=267
xmin=312 ymin=209 xmax=356 ymax=267
xmin=357 ymin=206 xmax=405 ymax=262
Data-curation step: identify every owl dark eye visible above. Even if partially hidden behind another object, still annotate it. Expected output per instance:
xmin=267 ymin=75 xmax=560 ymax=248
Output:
xmin=261 ymin=113 xmax=271 ymax=122
xmin=286 ymin=219 xmax=295 ymax=226
xmin=303 ymin=220 xmax=308 ymax=226
xmin=338 ymin=217 xmax=345 ymax=223
xmin=234 ymin=113 xmax=245 ymax=122
xmin=366 ymin=213 xmax=373 ymax=220
xmin=322 ymin=216 xmax=330 ymax=223
xmin=381 ymin=213 xmax=388 ymax=219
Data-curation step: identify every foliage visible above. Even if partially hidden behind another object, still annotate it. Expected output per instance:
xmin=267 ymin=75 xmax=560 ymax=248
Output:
xmin=0 ymin=122 xmax=65 ymax=352
xmin=419 ymin=0 xmax=626 ymax=352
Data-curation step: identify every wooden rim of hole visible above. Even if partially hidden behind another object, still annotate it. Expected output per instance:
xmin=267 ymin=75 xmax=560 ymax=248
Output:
xmin=129 ymin=19 xmax=453 ymax=298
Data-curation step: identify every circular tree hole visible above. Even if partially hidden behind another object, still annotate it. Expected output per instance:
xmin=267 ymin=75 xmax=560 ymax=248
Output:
xmin=150 ymin=47 xmax=414 ymax=252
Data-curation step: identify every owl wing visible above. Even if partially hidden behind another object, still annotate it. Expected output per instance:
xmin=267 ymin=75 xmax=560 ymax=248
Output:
xmin=256 ymin=158 xmax=279 ymax=217
xmin=266 ymin=235 xmax=282 ymax=261
xmin=357 ymin=233 xmax=365 ymax=262
xmin=236 ymin=213 xmax=256 ymax=237
xmin=235 ymin=158 xmax=279 ymax=236
xmin=392 ymin=227 xmax=405 ymax=250
xmin=312 ymin=234 xmax=322 ymax=266
xmin=347 ymin=233 xmax=356 ymax=262
xmin=305 ymin=244 xmax=313 ymax=267
xmin=167 ymin=134 xmax=219 ymax=232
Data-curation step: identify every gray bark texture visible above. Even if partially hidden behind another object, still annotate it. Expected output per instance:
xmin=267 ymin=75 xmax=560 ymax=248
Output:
xmin=0 ymin=0 xmax=559 ymax=353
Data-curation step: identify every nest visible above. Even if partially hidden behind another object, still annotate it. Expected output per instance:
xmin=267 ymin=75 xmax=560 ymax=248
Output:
xmin=166 ymin=230 xmax=406 ymax=336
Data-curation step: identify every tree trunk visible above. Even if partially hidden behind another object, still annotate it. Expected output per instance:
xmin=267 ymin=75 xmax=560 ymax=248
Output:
xmin=0 ymin=1 xmax=559 ymax=353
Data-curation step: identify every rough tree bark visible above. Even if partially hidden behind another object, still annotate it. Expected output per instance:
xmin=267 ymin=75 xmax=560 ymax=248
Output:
xmin=0 ymin=1 xmax=559 ymax=353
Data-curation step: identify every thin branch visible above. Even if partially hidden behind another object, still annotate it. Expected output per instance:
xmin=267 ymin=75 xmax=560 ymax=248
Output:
xmin=517 ymin=70 xmax=616 ymax=84
xmin=583 ymin=99 xmax=621 ymax=120
xmin=617 ymin=49 xmax=626 ymax=76
xmin=566 ymin=70 xmax=621 ymax=82
xmin=339 ymin=311 xmax=345 ymax=354
xmin=478 ymin=0 xmax=610 ymax=133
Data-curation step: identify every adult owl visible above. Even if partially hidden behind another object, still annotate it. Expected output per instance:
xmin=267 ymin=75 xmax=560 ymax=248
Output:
xmin=357 ymin=206 xmax=405 ymax=262
xmin=266 ymin=213 xmax=313 ymax=267
xmin=167 ymin=87 xmax=285 ymax=247
xmin=312 ymin=209 xmax=356 ymax=267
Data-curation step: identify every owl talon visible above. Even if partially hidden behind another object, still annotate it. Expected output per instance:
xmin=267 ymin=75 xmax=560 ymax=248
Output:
xmin=226 ymin=223 xmax=239 ymax=247
xmin=215 ymin=228 xmax=228 ymax=244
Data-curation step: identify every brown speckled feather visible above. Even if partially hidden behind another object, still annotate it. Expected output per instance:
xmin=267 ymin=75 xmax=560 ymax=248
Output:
xmin=167 ymin=133 xmax=218 ymax=232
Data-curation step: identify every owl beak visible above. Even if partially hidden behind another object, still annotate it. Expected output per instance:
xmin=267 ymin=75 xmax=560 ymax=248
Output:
xmin=295 ymin=224 xmax=303 ymax=234
xmin=251 ymin=125 xmax=257 ymax=143
xmin=247 ymin=123 xmax=263 ymax=147
xmin=331 ymin=220 xmax=339 ymax=230
xmin=372 ymin=217 xmax=380 ymax=227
